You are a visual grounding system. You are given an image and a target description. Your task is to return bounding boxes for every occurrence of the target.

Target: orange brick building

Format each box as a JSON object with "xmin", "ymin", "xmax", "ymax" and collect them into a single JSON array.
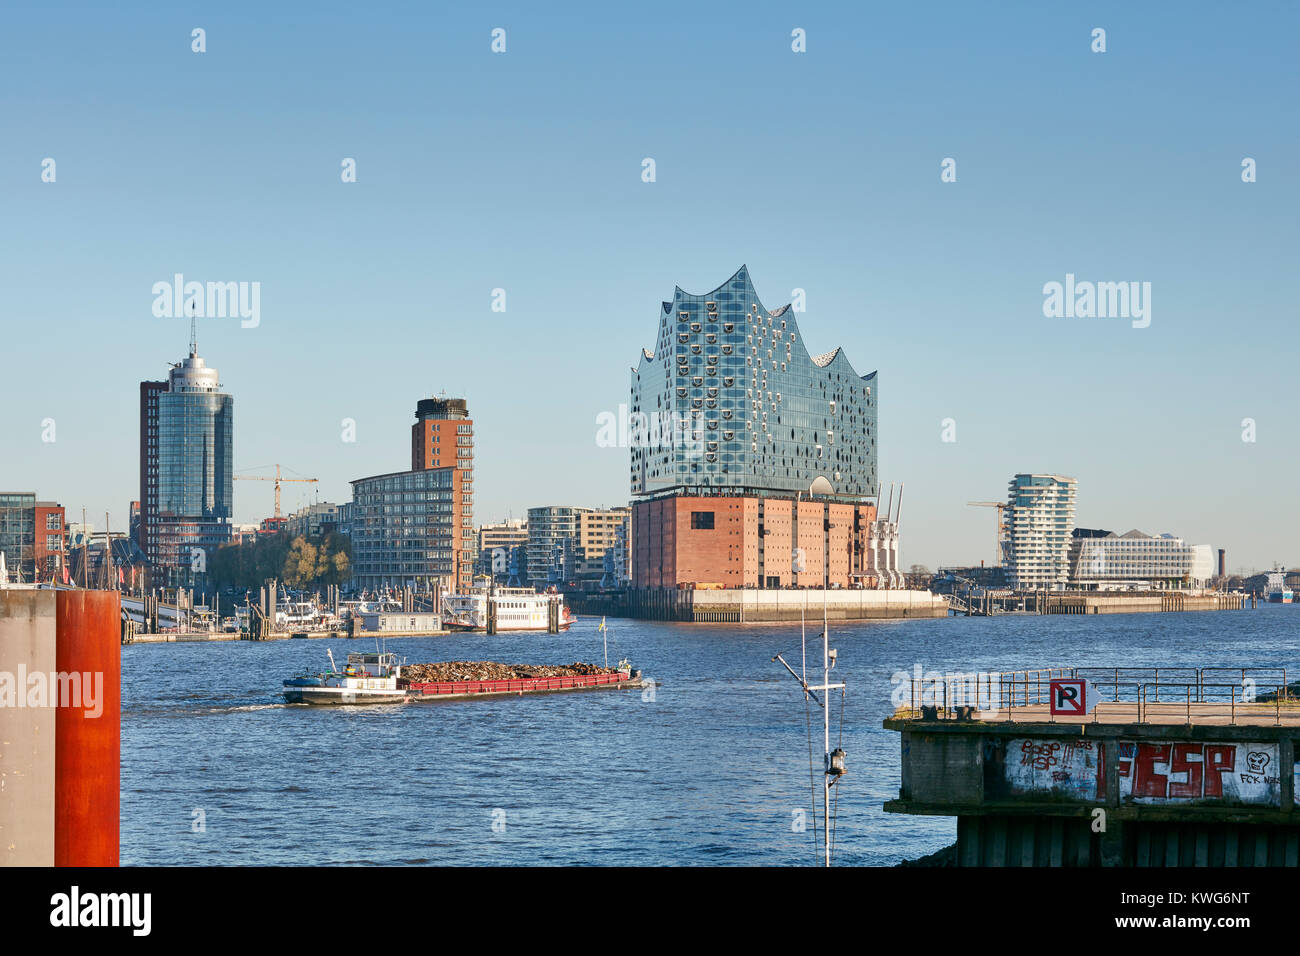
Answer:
[
  {"xmin": 411, "ymin": 398, "xmax": 474, "ymax": 592},
  {"xmin": 632, "ymin": 496, "xmax": 878, "ymax": 589}
]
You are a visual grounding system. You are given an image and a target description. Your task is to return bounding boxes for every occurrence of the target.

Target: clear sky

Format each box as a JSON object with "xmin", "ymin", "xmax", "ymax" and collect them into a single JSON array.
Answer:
[{"xmin": 1, "ymin": 1, "xmax": 1296, "ymax": 573}]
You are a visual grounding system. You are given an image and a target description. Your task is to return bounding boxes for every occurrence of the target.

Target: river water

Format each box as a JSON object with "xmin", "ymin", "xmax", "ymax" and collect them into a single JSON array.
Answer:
[{"xmin": 120, "ymin": 605, "xmax": 1297, "ymax": 865}]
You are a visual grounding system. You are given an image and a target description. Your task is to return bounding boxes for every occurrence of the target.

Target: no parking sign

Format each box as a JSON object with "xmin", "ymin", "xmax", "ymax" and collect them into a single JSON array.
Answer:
[{"xmin": 1049, "ymin": 678, "xmax": 1098, "ymax": 716}]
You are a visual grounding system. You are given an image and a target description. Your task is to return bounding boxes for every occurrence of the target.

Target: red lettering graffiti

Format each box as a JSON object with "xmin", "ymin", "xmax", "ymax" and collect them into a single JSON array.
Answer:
[
  {"xmin": 1132, "ymin": 743, "xmax": 1171, "ymax": 797},
  {"xmin": 1020, "ymin": 739, "xmax": 1061, "ymax": 772},
  {"xmin": 1205, "ymin": 745, "xmax": 1235, "ymax": 798},
  {"xmin": 1168, "ymin": 743, "xmax": 1204, "ymax": 798}
]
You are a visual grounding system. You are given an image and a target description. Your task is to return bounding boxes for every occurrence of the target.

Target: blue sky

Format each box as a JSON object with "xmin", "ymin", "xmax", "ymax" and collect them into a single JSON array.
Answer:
[{"xmin": 1, "ymin": 1, "xmax": 1296, "ymax": 571}]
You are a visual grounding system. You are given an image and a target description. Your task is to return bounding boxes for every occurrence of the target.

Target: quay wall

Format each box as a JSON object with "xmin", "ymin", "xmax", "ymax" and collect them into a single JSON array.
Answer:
[
  {"xmin": 577, "ymin": 588, "xmax": 948, "ymax": 623},
  {"xmin": 1043, "ymin": 592, "xmax": 1246, "ymax": 615}
]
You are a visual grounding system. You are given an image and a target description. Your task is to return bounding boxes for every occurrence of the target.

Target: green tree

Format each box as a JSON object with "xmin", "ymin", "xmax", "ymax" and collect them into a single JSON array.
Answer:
[{"xmin": 282, "ymin": 536, "xmax": 319, "ymax": 588}]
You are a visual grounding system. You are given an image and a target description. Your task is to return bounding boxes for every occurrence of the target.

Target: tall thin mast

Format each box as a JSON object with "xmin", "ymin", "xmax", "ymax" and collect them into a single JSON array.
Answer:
[{"xmin": 772, "ymin": 487, "xmax": 848, "ymax": 866}]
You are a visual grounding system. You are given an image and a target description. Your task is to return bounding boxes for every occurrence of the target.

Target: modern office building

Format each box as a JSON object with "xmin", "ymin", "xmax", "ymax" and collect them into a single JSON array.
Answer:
[
  {"xmin": 1002, "ymin": 474, "xmax": 1077, "ymax": 590},
  {"xmin": 478, "ymin": 519, "xmax": 528, "ymax": 580},
  {"xmin": 628, "ymin": 266, "xmax": 886, "ymax": 589},
  {"xmin": 348, "ymin": 395, "xmax": 474, "ymax": 594},
  {"xmin": 577, "ymin": 508, "xmax": 630, "ymax": 581},
  {"xmin": 526, "ymin": 507, "xmax": 582, "ymax": 586},
  {"xmin": 1069, "ymin": 529, "xmax": 1215, "ymax": 590},
  {"xmin": 348, "ymin": 467, "xmax": 459, "ymax": 593},
  {"xmin": 138, "ymin": 336, "xmax": 234, "ymax": 588},
  {"xmin": 526, "ymin": 506, "xmax": 630, "ymax": 587},
  {"xmin": 0, "ymin": 493, "xmax": 65, "ymax": 582}
]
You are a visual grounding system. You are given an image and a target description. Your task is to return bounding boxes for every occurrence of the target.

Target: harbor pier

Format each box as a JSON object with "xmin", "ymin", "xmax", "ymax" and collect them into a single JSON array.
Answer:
[
  {"xmin": 945, "ymin": 590, "xmax": 1248, "ymax": 616},
  {"xmin": 577, "ymin": 587, "xmax": 947, "ymax": 623},
  {"xmin": 886, "ymin": 666, "xmax": 1300, "ymax": 866}
]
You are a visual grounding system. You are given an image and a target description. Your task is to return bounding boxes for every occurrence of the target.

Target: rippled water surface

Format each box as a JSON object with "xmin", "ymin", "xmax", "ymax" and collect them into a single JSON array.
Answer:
[{"xmin": 120, "ymin": 606, "xmax": 1298, "ymax": 865}]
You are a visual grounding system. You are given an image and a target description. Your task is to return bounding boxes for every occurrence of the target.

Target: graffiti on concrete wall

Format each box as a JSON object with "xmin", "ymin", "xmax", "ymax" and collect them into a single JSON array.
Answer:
[
  {"xmin": 997, "ymin": 737, "xmax": 1105, "ymax": 800},
  {"xmin": 1118, "ymin": 741, "xmax": 1280, "ymax": 806}
]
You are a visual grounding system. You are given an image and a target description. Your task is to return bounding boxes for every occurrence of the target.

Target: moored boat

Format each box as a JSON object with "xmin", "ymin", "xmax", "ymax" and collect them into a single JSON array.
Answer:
[{"xmin": 441, "ymin": 586, "xmax": 575, "ymax": 632}]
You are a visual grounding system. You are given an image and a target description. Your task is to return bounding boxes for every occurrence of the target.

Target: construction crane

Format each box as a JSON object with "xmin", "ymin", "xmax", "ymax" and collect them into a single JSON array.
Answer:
[
  {"xmin": 234, "ymin": 465, "xmax": 318, "ymax": 519},
  {"xmin": 967, "ymin": 501, "xmax": 1008, "ymax": 567}
]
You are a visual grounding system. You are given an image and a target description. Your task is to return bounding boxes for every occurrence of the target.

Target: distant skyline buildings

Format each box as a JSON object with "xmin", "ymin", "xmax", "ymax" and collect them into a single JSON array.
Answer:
[
  {"xmin": 1069, "ymin": 529, "xmax": 1215, "ymax": 590},
  {"xmin": 0, "ymin": 493, "xmax": 65, "ymax": 583},
  {"xmin": 3, "ymin": 7, "xmax": 1296, "ymax": 573},
  {"xmin": 1003, "ymin": 474, "xmax": 1077, "ymax": 590},
  {"xmin": 138, "ymin": 335, "xmax": 234, "ymax": 588},
  {"xmin": 526, "ymin": 506, "xmax": 630, "ymax": 588},
  {"xmin": 347, "ymin": 394, "xmax": 474, "ymax": 594}
]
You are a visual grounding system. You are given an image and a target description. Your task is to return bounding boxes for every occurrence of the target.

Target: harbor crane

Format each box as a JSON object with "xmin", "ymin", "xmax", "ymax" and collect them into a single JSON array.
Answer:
[
  {"xmin": 967, "ymin": 501, "xmax": 1008, "ymax": 567},
  {"xmin": 234, "ymin": 464, "xmax": 318, "ymax": 518}
]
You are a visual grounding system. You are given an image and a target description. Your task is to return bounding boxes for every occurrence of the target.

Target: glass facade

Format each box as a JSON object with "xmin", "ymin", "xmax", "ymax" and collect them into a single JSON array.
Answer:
[
  {"xmin": 150, "ymin": 353, "xmax": 234, "ymax": 585},
  {"xmin": 158, "ymin": 393, "xmax": 233, "ymax": 520},
  {"xmin": 350, "ymin": 467, "xmax": 458, "ymax": 591},
  {"xmin": 526, "ymin": 506, "xmax": 581, "ymax": 585},
  {"xmin": 0, "ymin": 493, "xmax": 36, "ymax": 577},
  {"xmin": 630, "ymin": 266, "xmax": 877, "ymax": 501}
]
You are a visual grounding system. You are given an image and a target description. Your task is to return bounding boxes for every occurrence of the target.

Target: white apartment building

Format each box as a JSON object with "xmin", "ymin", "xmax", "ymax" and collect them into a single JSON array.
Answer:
[{"xmin": 1003, "ymin": 474, "xmax": 1077, "ymax": 590}]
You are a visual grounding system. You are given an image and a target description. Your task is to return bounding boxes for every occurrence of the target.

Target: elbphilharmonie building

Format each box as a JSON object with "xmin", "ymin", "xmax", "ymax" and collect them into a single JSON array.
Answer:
[
  {"xmin": 628, "ymin": 267, "xmax": 900, "ymax": 591},
  {"xmin": 629, "ymin": 266, "xmax": 878, "ymax": 500}
]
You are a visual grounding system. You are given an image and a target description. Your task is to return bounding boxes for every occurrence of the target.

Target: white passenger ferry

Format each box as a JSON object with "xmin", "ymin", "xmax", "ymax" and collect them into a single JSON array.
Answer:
[{"xmin": 441, "ymin": 587, "xmax": 575, "ymax": 632}]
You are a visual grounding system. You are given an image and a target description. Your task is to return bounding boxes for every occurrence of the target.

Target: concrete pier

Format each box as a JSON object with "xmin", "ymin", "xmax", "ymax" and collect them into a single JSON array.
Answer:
[
  {"xmin": 946, "ymin": 590, "xmax": 1247, "ymax": 616},
  {"xmin": 886, "ymin": 666, "xmax": 1300, "ymax": 866}
]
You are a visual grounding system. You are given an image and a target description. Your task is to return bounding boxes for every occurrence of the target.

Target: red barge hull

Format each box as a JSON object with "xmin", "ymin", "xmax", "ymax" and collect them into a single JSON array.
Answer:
[{"xmin": 401, "ymin": 669, "xmax": 641, "ymax": 701}]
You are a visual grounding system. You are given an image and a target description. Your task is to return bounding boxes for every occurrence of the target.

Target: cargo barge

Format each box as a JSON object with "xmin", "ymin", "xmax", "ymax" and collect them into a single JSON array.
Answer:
[
  {"xmin": 402, "ymin": 669, "xmax": 640, "ymax": 701},
  {"xmin": 283, "ymin": 651, "xmax": 643, "ymax": 705}
]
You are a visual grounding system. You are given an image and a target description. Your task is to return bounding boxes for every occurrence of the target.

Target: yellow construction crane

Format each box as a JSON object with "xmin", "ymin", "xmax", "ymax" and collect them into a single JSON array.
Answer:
[
  {"xmin": 234, "ymin": 465, "xmax": 318, "ymax": 519},
  {"xmin": 967, "ymin": 501, "xmax": 1008, "ymax": 567}
]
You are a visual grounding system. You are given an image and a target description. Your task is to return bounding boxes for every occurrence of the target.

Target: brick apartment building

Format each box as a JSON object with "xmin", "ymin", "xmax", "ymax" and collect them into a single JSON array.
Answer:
[{"xmin": 348, "ymin": 396, "xmax": 475, "ymax": 594}]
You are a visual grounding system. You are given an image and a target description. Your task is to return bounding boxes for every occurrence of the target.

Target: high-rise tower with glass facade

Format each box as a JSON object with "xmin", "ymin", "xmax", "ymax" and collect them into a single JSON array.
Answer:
[
  {"xmin": 629, "ymin": 267, "xmax": 888, "ymax": 590},
  {"xmin": 139, "ymin": 340, "xmax": 234, "ymax": 587}
]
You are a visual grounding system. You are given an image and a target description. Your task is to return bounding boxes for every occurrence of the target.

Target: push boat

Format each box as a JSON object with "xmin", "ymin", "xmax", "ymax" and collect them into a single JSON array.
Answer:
[
  {"xmin": 283, "ymin": 650, "xmax": 409, "ymax": 705},
  {"xmin": 284, "ymin": 652, "xmax": 644, "ymax": 706}
]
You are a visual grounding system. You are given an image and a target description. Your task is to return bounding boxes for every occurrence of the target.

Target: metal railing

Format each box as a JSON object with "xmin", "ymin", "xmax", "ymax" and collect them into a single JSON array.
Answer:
[{"xmin": 903, "ymin": 666, "xmax": 1295, "ymax": 726}]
